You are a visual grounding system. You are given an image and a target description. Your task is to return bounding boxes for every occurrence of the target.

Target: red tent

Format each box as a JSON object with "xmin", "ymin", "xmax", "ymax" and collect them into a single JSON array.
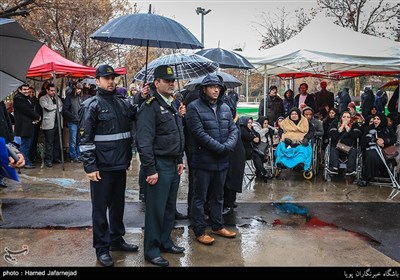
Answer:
[{"xmin": 27, "ymin": 44, "xmax": 126, "ymax": 78}]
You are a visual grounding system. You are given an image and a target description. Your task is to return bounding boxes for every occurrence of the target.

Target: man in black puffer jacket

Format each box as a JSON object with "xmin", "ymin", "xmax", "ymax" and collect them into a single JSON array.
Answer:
[
  {"xmin": 79, "ymin": 65, "xmax": 139, "ymax": 267},
  {"xmin": 186, "ymin": 73, "xmax": 238, "ymax": 246}
]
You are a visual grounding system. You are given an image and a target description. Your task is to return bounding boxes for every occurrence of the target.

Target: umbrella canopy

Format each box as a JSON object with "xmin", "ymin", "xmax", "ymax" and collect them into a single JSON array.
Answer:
[
  {"xmin": 195, "ymin": 48, "xmax": 254, "ymax": 69},
  {"xmin": 184, "ymin": 71, "xmax": 242, "ymax": 91},
  {"xmin": 91, "ymin": 13, "xmax": 203, "ymax": 49},
  {"xmin": 134, "ymin": 53, "xmax": 218, "ymax": 82},
  {"xmin": 91, "ymin": 9, "xmax": 203, "ymax": 83},
  {"xmin": 0, "ymin": 18, "xmax": 42, "ymax": 100},
  {"xmin": 380, "ymin": 80, "xmax": 400, "ymax": 91}
]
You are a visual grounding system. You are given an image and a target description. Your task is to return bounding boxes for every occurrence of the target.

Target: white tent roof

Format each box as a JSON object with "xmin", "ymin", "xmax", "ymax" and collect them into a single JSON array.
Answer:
[{"xmin": 242, "ymin": 14, "xmax": 400, "ymax": 79}]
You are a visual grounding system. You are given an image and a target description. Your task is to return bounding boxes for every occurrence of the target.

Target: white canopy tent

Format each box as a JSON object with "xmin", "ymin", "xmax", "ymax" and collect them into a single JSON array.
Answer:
[{"xmin": 241, "ymin": 14, "xmax": 400, "ymax": 79}]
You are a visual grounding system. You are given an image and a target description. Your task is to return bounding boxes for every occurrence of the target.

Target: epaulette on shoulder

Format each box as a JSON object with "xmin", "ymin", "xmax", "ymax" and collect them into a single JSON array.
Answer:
[{"xmin": 146, "ymin": 96, "xmax": 156, "ymax": 105}]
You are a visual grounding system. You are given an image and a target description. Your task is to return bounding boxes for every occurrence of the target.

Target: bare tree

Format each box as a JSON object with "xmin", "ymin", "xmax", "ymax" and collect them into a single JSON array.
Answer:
[
  {"xmin": 318, "ymin": 0, "xmax": 399, "ymax": 40},
  {"xmin": 0, "ymin": 0, "xmax": 35, "ymax": 18},
  {"xmin": 256, "ymin": 8, "xmax": 297, "ymax": 49},
  {"xmin": 255, "ymin": 7, "xmax": 317, "ymax": 49},
  {"xmin": 14, "ymin": 0, "xmax": 132, "ymax": 66}
]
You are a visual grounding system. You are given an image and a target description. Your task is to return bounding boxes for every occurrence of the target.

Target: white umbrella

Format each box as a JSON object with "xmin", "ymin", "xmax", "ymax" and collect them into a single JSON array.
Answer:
[{"xmin": 134, "ymin": 53, "xmax": 218, "ymax": 82}]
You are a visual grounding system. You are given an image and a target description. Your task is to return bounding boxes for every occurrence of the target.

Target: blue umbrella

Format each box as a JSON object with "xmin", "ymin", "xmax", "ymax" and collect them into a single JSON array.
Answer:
[
  {"xmin": 184, "ymin": 71, "xmax": 242, "ymax": 91},
  {"xmin": 134, "ymin": 53, "xmax": 218, "ymax": 82},
  {"xmin": 195, "ymin": 48, "xmax": 254, "ymax": 69},
  {"xmin": 91, "ymin": 6, "xmax": 203, "ymax": 83}
]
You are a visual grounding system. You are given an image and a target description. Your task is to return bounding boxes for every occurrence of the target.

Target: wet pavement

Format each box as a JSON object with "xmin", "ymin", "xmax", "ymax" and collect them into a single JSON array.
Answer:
[{"xmin": 0, "ymin": 154, "xmax": 399, "ymax": 268}]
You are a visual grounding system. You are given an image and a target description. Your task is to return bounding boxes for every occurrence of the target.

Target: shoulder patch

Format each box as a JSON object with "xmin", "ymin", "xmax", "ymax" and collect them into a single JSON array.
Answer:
[{"xmin": 146, "ymin": 96, "xmax": 155, "ymax": 105}]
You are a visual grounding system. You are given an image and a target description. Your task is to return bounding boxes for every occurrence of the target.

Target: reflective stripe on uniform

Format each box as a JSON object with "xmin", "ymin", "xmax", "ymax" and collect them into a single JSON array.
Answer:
[
  {"xmin": 94, "ymin": 131, "xmax": 131, "ymax": 142},
  {"xmin": 80, "ymin": 144, "xmax": 96, "ymax": 152}
]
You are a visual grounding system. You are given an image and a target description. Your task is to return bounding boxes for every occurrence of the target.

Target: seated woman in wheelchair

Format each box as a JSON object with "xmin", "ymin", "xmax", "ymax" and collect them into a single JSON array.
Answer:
[
  {"xmin": 239, "ymin": 116, "xmax": 271, "ymax": 181},
  {"xmin": 303, "ymin": 107, "xmax": 324, "ymax": 140},
  {"xmin": 252, "ymin": 116, "xmax": 277, "ymax": 153},
  {"xmin": 327, "ymin": 111, "xmax": 362, "ymax": 176},
  {"xmin": 275, "ymin": 107, "xmax": 314, "ymax": 172},
  {"xmin": 359, "ymin": 112, "xmax": 396, "ymax": 186}
]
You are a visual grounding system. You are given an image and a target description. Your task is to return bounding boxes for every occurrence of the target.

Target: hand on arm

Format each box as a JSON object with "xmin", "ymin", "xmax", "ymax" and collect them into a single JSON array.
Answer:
[
  {"xmin": 146, "ymin": 173, "xmax": 158, "ymax": 185},
  {"xmin": 141, "ymin": 83, "xmax": 150, "ymax": 99},
  {"xmin": 177, "ymin": 164, "xmax": 184, "ymax": 176},
  {"xmin": 87, "ymin": 171, "xmax": 101, "ymax": 182}
]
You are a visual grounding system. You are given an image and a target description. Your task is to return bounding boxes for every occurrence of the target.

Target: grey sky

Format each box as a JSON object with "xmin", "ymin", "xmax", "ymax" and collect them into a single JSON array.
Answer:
[{"xmin": 129, "ymin": 1, "xmax": 317, "ymax": 53}]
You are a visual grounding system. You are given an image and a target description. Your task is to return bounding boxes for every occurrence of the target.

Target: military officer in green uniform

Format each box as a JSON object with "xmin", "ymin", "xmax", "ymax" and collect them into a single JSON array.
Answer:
[{"xmin": 136, "ymin": 65, "xmax": 185, "ymax": 267}]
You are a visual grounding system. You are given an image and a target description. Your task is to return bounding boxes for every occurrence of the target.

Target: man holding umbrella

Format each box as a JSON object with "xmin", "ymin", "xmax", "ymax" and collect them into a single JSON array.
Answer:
[
  {"xmin": 136, "ymin": 65, "xmax": 185, "ymax": 267},
  {"xmin": 79, "ymin": 65, "xmax": 139, "ymax": 267}
]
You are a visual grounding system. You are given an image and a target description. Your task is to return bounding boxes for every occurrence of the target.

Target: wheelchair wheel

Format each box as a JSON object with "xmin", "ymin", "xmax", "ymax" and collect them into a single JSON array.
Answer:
[
  {"xmin": 303, "ymin": 170, "xmax": 313, "ymax": 180},
  {"xmin": 323, "ymin": 168, "xmax": 331, "ymax": 182},
  {"xmin": 274, "ymin": 168, "xmax": 281, "ymax": 178}
]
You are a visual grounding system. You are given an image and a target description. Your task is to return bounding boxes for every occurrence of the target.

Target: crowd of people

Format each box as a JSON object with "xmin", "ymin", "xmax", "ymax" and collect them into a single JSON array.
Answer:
[{"xmin": 1, "ymin": 64, "xmax": 399, "ymax": 267}]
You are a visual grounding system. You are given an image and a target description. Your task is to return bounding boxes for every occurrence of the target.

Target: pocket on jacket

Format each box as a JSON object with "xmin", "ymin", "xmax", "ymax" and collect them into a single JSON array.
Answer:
[
  {"xmin": 96, "ymin": 142, "xmax": 116, "ymax": 166},
  {"xmin": 98, "ymin": 112, "xmax": 114, "ymax": 121}
]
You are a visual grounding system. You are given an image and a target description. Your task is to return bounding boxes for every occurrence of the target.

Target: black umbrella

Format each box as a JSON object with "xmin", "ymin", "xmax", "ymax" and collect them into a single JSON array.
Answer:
[
  {"xmin": 184, "ymin": 71, "xmax": 242, "ymax": 91},
  {"xmin": 195, "ymin": 48, "xmax": 254, "ymax": 69},
  {"xmin": 0, "ymin": 18, "xmax": 42, "ymax": 100},
  {"xmin": 134, "ymin": 53, "xmax": 218, "ymax": 82},
  {"xmin": 91, "ymin": 6, "xmax": 203, "ymax": 83}
]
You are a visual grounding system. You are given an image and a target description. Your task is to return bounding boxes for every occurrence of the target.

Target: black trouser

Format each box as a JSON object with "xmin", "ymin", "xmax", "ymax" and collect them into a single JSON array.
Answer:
[
  {"xmin": 191, "ymin": 168, "xmax": 227, "ymax": 237},
  {"xmin": 223, "ymin": 187, "xmax": 236, "ymax": 208},
  {"xmin": 330, "ymin": 146, "xmax": 356, "ymax": 172},
  {"xmin": 90, "ymin": 170, "xmax": 127, "ymax": 256},
  {"xmin": 43, "ymin": 125, "xmax": 61, "ymax": 164},
  {"xmin": 144, "ymin": 157, "xmax": 179, "ymax": 260},
  {"xmin": 252, "ymin": 152, "xmax": 267, "ymax": 176},
  {"xmin": 29, "ymin": 124, "xmax": 40, "ymax": 162}
]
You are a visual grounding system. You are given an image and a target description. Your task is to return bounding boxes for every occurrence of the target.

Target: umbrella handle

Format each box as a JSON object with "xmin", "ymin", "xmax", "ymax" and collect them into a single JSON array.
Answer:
[{"xmin": 144, "ymin": 40, "xmax": 149, "ymax": 85}]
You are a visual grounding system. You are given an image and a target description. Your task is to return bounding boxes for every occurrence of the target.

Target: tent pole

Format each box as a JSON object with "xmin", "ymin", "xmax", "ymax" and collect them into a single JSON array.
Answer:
[
  {"xmin": 52, "ymin": 71, "xmax": 65, "ymax": 171},
  {"xmin": 245, "ymin": 70, "xmax": 249, "ymax": 102},
  {"xmin": 263, "ymin": 65, "xmax": 267, "ymax": 116}
]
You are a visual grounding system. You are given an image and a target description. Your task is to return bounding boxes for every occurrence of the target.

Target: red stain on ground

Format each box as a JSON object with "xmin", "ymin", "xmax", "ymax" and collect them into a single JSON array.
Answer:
[{"xmin": 306, "ymin": 217, "xmax": 336, "ymax": 228}]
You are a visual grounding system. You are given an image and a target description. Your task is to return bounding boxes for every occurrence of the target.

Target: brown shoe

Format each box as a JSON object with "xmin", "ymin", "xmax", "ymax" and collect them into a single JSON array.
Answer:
[
  {"xmin": 212, "ymin": 228, "xmax": 237, "ymax": 238},
  {"xmin": 196, "ymin": 234, "xmax": 215, "ymax": 245}
]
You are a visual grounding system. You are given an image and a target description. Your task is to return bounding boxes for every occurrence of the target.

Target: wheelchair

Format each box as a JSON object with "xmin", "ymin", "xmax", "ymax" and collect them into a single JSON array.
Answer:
[
  {"xmin": 360, "ymin": 145, "xmax": 399, "ymax": 200},
  {"xmin": 311, "ymin": 137, "xmax": 323, "ymax": 176},
  {"xmin": 323, "ymin": 138, "xmax": 362, "ymax": 182},
  {"xmin": 274, "ymin": 140, "xmax": 314, "ymax": 180}
]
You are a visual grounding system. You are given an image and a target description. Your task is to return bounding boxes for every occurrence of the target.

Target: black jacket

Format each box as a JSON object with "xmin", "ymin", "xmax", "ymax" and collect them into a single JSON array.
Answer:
[
  {"xmin": 62, "ymin": 91, "xmax": 82, "ymax": 124},
  {"xmin": 328, "ymin": 119, "xmax": 362, "ymax": 147},
  {"xmin": 79, "ymin": 88, "xmax": 137, "ymax": 173},
  {"xmin": 13, "ymin": 92, "xmax": 40, "ymax": 137},
  {"xmin": 294, "ymin": 94, "xmax": 316, "ymax": 112},
  {"xmin": 0, "ymin": 101, "xmax": 13, "ymax": 143},
  {"xmin": 186, "ymin": 88, "xmax": 238, "ymax": 171},
  {"xmin": 258, "ymin": 95, "xmax": 284, "ymax": 124},
  {"xmin": 136, "ymin": 92, "xmax": 184, "ymax": 177}
]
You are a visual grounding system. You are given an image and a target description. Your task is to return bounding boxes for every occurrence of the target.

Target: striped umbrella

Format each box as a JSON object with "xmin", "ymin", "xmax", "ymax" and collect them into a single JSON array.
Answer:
[{"xmin": 134, "ymin": 53, "xmax": 218, "ymax": 82}]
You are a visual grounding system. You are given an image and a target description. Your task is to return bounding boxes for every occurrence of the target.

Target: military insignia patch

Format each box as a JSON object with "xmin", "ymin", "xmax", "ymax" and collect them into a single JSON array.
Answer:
[
  {"xmin": 167, "ymin": 67, "xmax": 173, "ymax": 75},
  {"xmin": 146, "ymin": 96, "xmax": 155, "ymax": 105}
]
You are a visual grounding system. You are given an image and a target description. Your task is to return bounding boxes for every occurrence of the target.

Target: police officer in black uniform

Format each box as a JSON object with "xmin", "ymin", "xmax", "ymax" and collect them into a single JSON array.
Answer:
[
  {"xmin": 136, "ymin": 65, "xmax": 185, "ymax": 267},
  {"xmin": 79, "ymin": 65, "xmax": 138, "ymax": 267}
]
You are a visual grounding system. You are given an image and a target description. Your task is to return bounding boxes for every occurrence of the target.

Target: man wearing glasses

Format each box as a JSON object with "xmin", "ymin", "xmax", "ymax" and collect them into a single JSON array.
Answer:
[{"xmin": 136, "ymin": 65, "xmax": 185, "ymax": 267}]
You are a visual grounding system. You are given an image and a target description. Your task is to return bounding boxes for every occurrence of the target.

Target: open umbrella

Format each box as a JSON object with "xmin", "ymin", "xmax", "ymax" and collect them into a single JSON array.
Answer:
[
  {"xmin": 195, "ymin": 48, "xmax": 254, "ymax": 69},
  {"xmin": 134, "ymin": 53, "xmax": 218, "ymax": 82},
  {"xmin": 184, "ymin": 71, "xmax": 242, "ymax": 91},
  {"xmin": 0, "ymin": 18, "xmax": 42, "ymax": 100},
  {"xmin": 91, "ymin": 5, "xmax": 203, "ymax": 83},
  {"xmin": 380, "ymin": 80, "xmax": 399, "ymax": 91}
]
